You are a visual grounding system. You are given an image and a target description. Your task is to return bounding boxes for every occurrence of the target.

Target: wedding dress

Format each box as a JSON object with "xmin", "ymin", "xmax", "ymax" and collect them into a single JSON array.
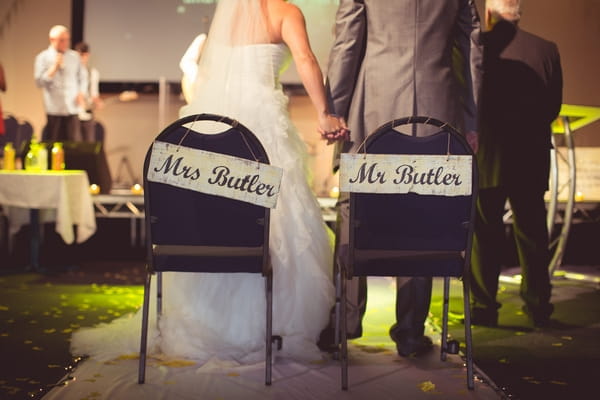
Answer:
[{"xmin": 70, "ymin": 40, "xmax": 335, "ymax": 363}]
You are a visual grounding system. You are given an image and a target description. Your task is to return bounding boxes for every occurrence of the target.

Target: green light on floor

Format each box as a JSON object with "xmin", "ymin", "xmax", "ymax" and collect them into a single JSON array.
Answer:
[{"xmin": 352, "ymin": 277, "xmax": 398, "ymax": 348}]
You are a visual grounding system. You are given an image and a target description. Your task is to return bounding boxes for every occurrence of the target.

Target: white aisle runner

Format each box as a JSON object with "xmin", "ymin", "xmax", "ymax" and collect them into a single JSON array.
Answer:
[{"xmin": 42, "ymin": 278, "xmax": 502, "ymax": 400}]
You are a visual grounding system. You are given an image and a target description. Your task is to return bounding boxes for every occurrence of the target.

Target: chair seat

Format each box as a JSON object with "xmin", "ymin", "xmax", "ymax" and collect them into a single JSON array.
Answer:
[
  {"xmin": 152, "ymin": 244, "xmax": 267, "ymax": 274},
  {"xmin": 153, "ymin": 244, "xmax": 264, "ymax": 257},
  {"xmin": 352, "ymin": 248, "xmax": 465, "ymax": 277}
]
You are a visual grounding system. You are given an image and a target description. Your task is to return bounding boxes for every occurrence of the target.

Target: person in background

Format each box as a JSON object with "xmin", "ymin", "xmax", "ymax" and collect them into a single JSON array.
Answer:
[
  {"xmin": 74, "ymin": 42, "xmax": 104, "ymax": 142},
  {"xmin": 34, "ymin": 25, "xmax": 87, "ymax": 142},
  {"xmin": 320, "ymin": 0, "xmax": 482, "ymax": 357},
  {"xmin": 179, "ymin": 33, "xmax": 207, "ymax": 104},
  {"xmin": 469, "ymin": 0, "xmax": 562, "ymax": 328}
]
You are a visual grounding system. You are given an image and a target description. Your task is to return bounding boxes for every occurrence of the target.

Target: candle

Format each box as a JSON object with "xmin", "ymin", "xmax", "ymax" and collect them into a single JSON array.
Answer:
[{"xmin": 131, "ymin": 183, "xmax": 143, "ymax": 195}]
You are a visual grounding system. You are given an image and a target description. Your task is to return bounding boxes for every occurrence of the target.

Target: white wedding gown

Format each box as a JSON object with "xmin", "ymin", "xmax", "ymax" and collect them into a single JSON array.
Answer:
[{"xmin": 70, "ymin": 43, "xmax": 335, "ymax": 364}]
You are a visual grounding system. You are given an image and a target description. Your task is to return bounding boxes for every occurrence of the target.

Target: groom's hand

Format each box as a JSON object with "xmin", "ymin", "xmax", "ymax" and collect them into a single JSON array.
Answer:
[{"xmin": 319, "ymin": 114, "xmax": 350, "ymax": 144}]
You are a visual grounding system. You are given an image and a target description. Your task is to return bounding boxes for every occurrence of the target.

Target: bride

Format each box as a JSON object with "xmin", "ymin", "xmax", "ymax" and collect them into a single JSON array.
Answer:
[{"xmin": 71, "ymin": 0, "xmax": 348, "ymax": 364}]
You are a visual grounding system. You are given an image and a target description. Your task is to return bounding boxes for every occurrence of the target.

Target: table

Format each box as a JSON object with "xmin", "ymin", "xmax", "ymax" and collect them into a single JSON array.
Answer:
[{"xmin": 0, "ymin": 170, "xmax": 97, "ymax": 269}]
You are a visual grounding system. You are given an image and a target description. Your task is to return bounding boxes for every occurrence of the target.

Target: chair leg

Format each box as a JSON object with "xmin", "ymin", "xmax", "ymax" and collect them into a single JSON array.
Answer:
[
  {"xmin": 441, "ymin": 277, "xmax": 450, "ymax": 361},
  {"xmin": 462, "ymin": 276, "xmax": 475, "ymax": 390},
  {"xmin": 157, "ymin": 271, "xmax": 163, "ymax": 317},
  {"xmin": 265, "ymin": 271, "xmax": 273, "ymax": 385},
  {"xmin": 333, "ymin": 260, "xmax": 342, "ymax": 358},
  {"xmin": 340, "ymin": 267, "xmax": 348, "ymax": 391},
  {"xmin": 138, "ymin": 272, "xmax": 152, "ymax": 384}
]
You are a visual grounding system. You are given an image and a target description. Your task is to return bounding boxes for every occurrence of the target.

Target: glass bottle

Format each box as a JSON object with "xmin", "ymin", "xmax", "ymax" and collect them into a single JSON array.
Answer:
[
  {"xmin": 37, "ymin": 143, "xmax": 48, "ymax": 171},
  {"xmin": 51, "ymin": 142, "xmax": 65, "ymax": 170},
  {"xmin": 3, "ymin": 142, "xmax": 15, "ymax": 170},
  {"xmin": 25, "ymin": 140, "xmax": 39, "ymax": 171}
]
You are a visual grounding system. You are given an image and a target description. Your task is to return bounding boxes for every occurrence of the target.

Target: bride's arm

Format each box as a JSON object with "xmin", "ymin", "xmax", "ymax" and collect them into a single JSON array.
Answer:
[{"xmin": 280, "ymin": 5, "xmax": 347, "ymax": 139}]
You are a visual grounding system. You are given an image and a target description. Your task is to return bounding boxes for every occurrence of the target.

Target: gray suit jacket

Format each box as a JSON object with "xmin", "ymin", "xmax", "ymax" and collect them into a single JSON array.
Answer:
[{"xmin": 327, "ymin": 0, "xmax": 483, "ymax": 165}]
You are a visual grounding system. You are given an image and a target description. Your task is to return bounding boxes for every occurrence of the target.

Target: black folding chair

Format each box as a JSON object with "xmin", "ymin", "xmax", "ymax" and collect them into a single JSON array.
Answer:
[
  {"xmin": 138, "ymin": 113, "xmax": 278, "ymax": 385},
  {"xmin": 1, "ymin": 115, "xmax": 32, "ymax": 159},
  {"xmin": 335, "ymin": 116, "xmax": 478, "ymax": 390}
]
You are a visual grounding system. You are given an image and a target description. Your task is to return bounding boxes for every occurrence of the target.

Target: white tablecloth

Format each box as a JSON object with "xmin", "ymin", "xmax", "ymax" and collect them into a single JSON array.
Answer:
[{"xmin": 0, "ymin": 170, "xmax": 96, "ymax": 244}]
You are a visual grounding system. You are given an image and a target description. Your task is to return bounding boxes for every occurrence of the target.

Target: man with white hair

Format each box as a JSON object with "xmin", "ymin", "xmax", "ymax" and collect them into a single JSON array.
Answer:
[
  {"xmin": 469, "ymin": 0, "xmax": 562, "ymax": 327},
  {"xmin": 34, "ymin": 25, "xmax": 88, "ymax": 142}
]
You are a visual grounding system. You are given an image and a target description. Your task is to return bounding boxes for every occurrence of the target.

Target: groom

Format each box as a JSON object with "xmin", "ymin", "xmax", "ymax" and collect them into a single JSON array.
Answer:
[{"xmin": 321, "ymin": 0, "xmax": 483, "ymax": 357}]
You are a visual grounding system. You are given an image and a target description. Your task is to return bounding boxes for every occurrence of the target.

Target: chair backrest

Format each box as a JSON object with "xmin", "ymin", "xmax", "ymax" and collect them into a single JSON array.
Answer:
[
  {"xmin": 94, "ymin": 121, "xmax": 105, "ymax": 143},
  {"xmin": 349, "ymin": 117, "xmax": 478, "ymax": 277},
  {"xmin": 143, "ymin": 113, "xmax": 271, "ymax": 274},
  {"xmin": 1, "ymin": 116, "xmax": 31, "ymax": 158},
  {"xmin": 2, "ymin": 115, "xmax": 19, "ymax": 139},
  {"xmin": 15, "ymin": 121, "xmax": 34, "ymax": 158},
  {"xmin": 0, "ymin": 116, "xmax": 14, "ymax": 156}
]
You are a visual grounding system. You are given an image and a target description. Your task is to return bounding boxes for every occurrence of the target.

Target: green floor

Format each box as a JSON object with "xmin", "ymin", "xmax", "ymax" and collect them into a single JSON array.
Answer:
[{"xmin": 1, "ymin": 264, "xmax": 599, "ymax": 399}]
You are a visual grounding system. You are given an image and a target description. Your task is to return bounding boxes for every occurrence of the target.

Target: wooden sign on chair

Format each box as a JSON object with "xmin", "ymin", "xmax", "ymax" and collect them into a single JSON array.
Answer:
[
  {"xmin": 340, "ymin": 153, "xmax": 472, "ymax": 196},
  {"xmin": 147, "ymin": 141, "xmax": 283, "ymax": 208}
]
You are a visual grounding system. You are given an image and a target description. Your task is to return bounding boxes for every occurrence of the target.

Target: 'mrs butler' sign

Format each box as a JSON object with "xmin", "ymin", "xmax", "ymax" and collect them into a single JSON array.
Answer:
[{"xmin": 147, "ymin": 141, "xmax": 282, "ymax": 208}]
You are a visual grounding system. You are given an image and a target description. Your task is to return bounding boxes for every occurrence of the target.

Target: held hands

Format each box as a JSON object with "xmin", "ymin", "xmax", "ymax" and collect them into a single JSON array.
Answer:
[{"xmin": 318, "ymin": 113, "xmax": 350, "ymax": 145}]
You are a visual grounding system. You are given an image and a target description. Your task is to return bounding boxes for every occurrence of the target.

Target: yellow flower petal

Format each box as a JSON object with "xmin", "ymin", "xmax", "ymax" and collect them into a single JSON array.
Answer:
[
  {"xmin": 115, "ymin": 354, "xmax": 139, "ymax": 361},
  {"xmin": 157, "ymin": 359, "xmax": 196, "ymax": 368},
  {"xmin": 418, "ymin": 381, "xmax": 436, "ymax": 392}
]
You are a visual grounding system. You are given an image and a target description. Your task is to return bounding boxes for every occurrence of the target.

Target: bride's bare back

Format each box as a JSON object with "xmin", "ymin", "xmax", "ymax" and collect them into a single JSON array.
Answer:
[{"xmin": 261, "ymin": 0, "xmax": 347, "ymax": 137}]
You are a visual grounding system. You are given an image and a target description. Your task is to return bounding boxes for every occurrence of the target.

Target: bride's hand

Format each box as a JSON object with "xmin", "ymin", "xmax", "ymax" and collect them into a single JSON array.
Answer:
[{"xmin": 318, "ymin": 113, "xmax": 350, "ymax": 145}]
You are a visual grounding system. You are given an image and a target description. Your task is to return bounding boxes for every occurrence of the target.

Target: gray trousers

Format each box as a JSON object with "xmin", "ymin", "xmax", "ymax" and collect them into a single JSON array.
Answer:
[{"xmin": 334, "ymin": 196, "xmax": 432, "ymax": 341}]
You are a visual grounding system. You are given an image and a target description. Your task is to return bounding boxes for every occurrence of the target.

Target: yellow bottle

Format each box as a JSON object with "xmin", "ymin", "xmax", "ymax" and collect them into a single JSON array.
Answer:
[
  {"xmin": 51, "ymin": 142, "xmax": 65, "ymax": 170},
  {"xmin": 3, "ymin": 142, "xmax": 16, "ymax": 170}
]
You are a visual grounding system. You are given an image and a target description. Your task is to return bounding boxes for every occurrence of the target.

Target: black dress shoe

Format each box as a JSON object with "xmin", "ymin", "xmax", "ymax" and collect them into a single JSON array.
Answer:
[
  {"xmin": 317, "ymin": 327, "xmax": 338, "ymax": 353},
  {"xmin": 317, "ymin": 325, "xmax": 363, "ymax": 353},
  {"xmin": 522, "ymin": 304, "xmax": 554, "ymax": 328},
  {"xmin": 396, "ymin": 335, "xmax": 434, "ymax": 358}
]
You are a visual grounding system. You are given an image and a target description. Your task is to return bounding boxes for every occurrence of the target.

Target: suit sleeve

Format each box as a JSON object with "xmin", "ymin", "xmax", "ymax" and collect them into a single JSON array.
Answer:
[
  {"xmin": 455, "ymin": 0, "xmax": 483, "ymax": 134},
  {"xmin": 546, "ymin": 43, "xmax": 563, "ymax": 124},
  {"xmin": 325, "ymin": 0, "xmax": 366, "ymax": 119}
]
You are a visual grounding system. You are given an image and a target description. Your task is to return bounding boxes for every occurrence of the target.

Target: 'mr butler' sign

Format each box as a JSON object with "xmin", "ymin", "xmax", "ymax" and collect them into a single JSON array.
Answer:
[
  {"xmin": 340, "ymin": 153, "xmax": 472, "ymax": 196},
  {"xmin": 147, "ymin": 141, "xmax": 283, "ymax": 208}
]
